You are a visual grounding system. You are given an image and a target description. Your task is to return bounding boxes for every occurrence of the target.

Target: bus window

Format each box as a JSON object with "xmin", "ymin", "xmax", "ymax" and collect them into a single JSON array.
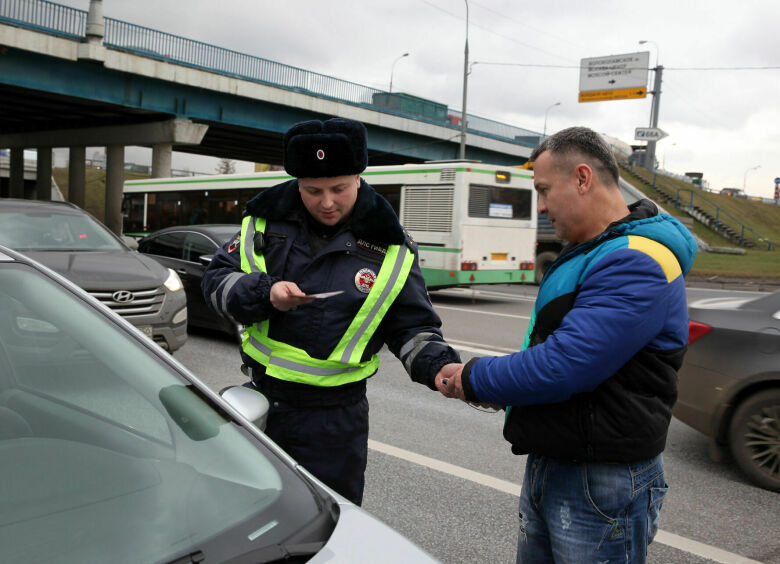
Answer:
[
  {"xmin": 468, "ymin": 185, "xmax": 532, "ymax": 220},
  {"xmin": 207, "ymin": 190, "xmax": 244, "ymax": 223},
  {"xmin": 147, "ymin": 192, "xmax": 184, "ymax": 231},
  {"xmin": 123, "ymin": 195, "xmax": 146, "ymax": 233},
  {"xmin": 373, "ymin": 184, "xmax": 402, "ymax": 216}
]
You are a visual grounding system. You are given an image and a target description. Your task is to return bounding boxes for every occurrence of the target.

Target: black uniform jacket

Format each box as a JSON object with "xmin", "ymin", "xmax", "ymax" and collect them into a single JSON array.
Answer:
[{"xmin": 202, "ymin": 178, "xmax": 459, "ymax": 404}]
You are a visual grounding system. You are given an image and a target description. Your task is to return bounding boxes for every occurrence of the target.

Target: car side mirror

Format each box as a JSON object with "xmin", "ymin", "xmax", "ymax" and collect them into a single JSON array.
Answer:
[
  {"xmin": 122, "ymin": 236, "xmax": 139, "ymax": 250},
  {"xmin": 199, "ymin": 254, "xmax": 214, "ymax": 266},
  {"xmin": 220, "ymin": 385, "xmax": 270, "ymax": 431}
]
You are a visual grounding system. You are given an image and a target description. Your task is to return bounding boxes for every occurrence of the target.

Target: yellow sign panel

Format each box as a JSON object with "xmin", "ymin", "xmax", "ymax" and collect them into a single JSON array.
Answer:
[{"xmin": 578, "ymin": 87, "xmax": 647, "ymax": 103}]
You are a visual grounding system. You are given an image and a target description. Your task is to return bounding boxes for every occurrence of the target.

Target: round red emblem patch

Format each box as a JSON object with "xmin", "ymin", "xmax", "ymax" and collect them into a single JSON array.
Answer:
[{"xmin": 355, "ymin": 268, "xmax": 376, "ymax": 294}]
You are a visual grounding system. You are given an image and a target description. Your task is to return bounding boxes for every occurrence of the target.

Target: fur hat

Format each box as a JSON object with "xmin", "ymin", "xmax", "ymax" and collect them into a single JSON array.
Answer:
[{"xmin": 283, "ymin": 118, "xmax": 368, "ymax": 178}]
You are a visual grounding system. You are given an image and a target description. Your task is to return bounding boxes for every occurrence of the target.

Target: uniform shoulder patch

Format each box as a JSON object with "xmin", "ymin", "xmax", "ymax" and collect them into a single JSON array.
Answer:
[
  {"xmin": 227, "ymin": 236, "xmax": 240, "ymax": 253},
  {"xmin": 402, "ymin": 227, "xmax": 417, "ymax": 249}
]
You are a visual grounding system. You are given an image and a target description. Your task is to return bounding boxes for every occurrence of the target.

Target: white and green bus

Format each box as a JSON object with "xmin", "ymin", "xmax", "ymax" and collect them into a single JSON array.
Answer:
[{"xmin": 123, "ymin": 161, "xmax": 538, "ymax": 288}]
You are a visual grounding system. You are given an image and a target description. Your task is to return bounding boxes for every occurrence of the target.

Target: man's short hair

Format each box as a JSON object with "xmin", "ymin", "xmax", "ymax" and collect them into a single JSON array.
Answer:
[
  {"xmin": 530, "ymin": 127, "xmax": 620, "ymax": 186},
  {"xmin": 283, "ymin": 118, "xmax": 368, "ymax": 178}
]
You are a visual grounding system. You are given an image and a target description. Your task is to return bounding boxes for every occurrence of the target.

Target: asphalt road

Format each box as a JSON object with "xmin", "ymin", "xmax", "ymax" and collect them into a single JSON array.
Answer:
[{"xmin": 175, "ymin": 284, "xmax": 780, "ymax": 564}]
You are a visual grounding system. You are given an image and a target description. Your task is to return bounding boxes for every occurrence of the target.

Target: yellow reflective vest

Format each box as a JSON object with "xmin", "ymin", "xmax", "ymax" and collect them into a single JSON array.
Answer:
[{"xmin": 239, "ymin": 215, "xmax": 414, "ymax": 386}]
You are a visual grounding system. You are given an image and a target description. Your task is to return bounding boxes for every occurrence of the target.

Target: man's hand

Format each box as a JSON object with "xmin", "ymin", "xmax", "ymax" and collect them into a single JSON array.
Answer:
[
  {"xmin": 270, "ymin": 281, "xmax": 315, "ymax": 312},
  {"xmin": 435, "ymin": 363, "xmax": 465, "ymax": 400}
]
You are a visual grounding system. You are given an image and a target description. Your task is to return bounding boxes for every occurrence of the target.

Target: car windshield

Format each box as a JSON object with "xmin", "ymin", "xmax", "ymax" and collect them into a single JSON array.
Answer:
[
  {"xmin": 0, "ymin": 209, "xmax": 125, "ymax": 251},
  {"xmin": 0, "ymin": 263, "xmax": 332, "ymax": 563}
]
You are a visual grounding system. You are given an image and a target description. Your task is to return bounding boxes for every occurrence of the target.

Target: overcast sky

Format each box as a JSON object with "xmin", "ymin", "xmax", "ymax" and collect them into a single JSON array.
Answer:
[{"xmin": 55, "ymin": 0, "xmax": 780, "ymax": 198}]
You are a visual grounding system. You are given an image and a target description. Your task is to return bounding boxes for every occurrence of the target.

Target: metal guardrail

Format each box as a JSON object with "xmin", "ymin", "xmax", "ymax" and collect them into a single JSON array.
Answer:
[{"xmin": 0, "ymin": 0, "xmax": 541, "ymax": 145}]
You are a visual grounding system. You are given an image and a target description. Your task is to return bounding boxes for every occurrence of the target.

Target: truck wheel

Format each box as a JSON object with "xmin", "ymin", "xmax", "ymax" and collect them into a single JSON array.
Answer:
[
  {"xmin": 728, "ymin": 389, "xmax": 780, "ymax": 492},
  {"xmin": 535, "ymin": 252, "xmax": 557, "ymax": 283}
]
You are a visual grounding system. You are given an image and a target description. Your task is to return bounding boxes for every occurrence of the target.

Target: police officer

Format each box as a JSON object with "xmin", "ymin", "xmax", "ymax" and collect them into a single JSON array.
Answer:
[{"xmin": 202, "ymin": 118, "xmax": 460, "ymax": 505}]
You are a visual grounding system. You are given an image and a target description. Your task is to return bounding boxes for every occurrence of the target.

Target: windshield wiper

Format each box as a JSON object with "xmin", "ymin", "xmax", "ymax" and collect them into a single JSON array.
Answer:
[{"xmin": 166, "ymin": 541, "xmax": 326, "ymax": 564}]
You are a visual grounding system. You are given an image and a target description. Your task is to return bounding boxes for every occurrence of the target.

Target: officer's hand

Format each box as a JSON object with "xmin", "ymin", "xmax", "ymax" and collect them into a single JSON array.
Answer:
[
  {"xmin": 270, "ymin": 281, "xmax": 315, "ymax": 312},
  {"xmin": 435, "ymin": 363, "xmax": 465, "ymax": 400}
]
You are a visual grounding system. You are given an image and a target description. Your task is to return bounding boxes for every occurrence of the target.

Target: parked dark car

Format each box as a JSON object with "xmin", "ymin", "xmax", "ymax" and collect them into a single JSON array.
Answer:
[
  {"xmin": 137, "ymin": 224, "xmax": 241, "ymax": 339},
  {"xmin": 674, "ymin": 290, "xmax": 780, "ymax": 491},
  {"xmin": 0, "ymin": 198, "xmax": 187, "ymax": 351},
  {"xmin": 0, "ymin": 244, "xmax": 437, "ymax": 562}
]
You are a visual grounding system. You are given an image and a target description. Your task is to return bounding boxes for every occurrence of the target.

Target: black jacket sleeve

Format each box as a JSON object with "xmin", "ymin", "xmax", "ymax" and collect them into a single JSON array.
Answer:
[{"xmin": 201, "ymin": 232, "xmax": 281, "ymax": 325}]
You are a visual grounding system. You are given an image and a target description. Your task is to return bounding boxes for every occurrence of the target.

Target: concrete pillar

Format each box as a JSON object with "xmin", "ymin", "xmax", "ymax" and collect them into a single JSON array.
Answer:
[
  {"xmin": 105, "ymin": 145, "xmax": 125, "ymax": 235},
  {"xmin": 152, "ymin": 144, "xmax": 172, "ymax": 177},
  {"xmin": 9, "ymin": 148, "xmax": 24, "ymax": 198},
  {"xmin": 36, "ymin": 148, "xmax": 53, "ymax": 200},
  {"xmin": 68, "ymin": 146, "xmax": 87, "ymax": 208}
]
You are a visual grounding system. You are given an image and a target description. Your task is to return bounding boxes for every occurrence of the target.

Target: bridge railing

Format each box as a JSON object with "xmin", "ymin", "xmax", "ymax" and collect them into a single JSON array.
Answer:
[
  {"xmin": 103, "ymin": 18, "xmax": 379, "ymax": 107},
  {"xmin": 0, "ymin": 0, "xmax": 84, "ymax": 38},
  {"xmin": 1, "ymin": 0, "xmax": 542, "ymax": 146}
]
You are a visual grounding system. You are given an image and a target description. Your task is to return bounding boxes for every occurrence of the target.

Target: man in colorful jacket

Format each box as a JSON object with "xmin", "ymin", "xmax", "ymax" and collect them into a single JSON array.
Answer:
[
  {"xmin": 202, "ymin": 118, "xmax": 460, "ymax": 505},
  {"xmin": 438, "ymin": 126, "xmax": 698, "ymax": 563}
]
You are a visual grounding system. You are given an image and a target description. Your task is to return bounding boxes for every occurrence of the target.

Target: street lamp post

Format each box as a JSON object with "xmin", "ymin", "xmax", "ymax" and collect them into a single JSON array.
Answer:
[
  {"xmin": 543, "ymin": 102, "xmax": 561, "ymax": 140},
  {"xmin": 639, "ymin": 40, "xmax": 663, "ymax": 170},
  {"xmin": 743, "ymin": 164, "xmax": 760, "ymax": 192},
  {"xmin": 459, "ymin": 0, "xmax": 469, "ymax": 160},
  {"xmin": 388, "ymin": 52, "xmax": 409, "ymax": 93}
]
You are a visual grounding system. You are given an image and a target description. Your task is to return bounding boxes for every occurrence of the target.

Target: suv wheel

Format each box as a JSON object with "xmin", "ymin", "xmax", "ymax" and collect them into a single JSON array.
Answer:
[{"xmin": 728, "ymin": 389, "xmax": 780, "ymax": 492}]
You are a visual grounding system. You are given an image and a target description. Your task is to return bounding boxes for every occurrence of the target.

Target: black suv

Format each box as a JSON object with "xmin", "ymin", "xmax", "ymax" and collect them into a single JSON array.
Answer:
[{"xmin": 0, "ymin": 199, "xmax": 187, "ymax": 351}]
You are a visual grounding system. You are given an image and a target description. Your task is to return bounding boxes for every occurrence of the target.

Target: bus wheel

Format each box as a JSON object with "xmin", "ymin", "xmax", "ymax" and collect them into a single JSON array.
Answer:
[{"xmin": 535, "ymin": 252, "xmax": 557, "ymax": 283}]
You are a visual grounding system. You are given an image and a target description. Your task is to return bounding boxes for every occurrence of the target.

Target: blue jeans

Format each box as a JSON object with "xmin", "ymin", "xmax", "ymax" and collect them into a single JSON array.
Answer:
[{"xmin": 516, "ymin": 453, "xmax": 668, "ymax": 563}]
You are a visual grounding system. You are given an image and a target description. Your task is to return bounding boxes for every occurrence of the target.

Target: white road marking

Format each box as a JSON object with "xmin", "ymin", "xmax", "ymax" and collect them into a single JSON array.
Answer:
[
  {"xmin": 446, "ymin": 338, "xmax": 516, "ymax": 356},
  {"xmin": 434, "ymin": 287, "xmax": 537, "ymax": 302},
  {"xmin": 434, "ymin": 304, "xmax": 531, "ymax": 319},
  {"xmin": 368, "ymin": 440, "xmax": 763, "ymax": 564},
  {"xmin": 368, "ymin": 439, "xmax": 522, "ymax": 496}
]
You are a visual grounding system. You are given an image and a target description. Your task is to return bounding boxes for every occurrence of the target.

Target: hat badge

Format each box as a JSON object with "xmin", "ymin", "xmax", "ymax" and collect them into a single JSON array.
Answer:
[{"xmin": 316, "ymin": 149, "xmax": 325, "ymax": 160}]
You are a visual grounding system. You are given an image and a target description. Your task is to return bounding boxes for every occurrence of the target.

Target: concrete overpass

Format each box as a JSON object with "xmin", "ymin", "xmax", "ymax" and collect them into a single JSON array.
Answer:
[{"xmin": 0, "ymin": 0, "xmax": 541, "ymax": 233}]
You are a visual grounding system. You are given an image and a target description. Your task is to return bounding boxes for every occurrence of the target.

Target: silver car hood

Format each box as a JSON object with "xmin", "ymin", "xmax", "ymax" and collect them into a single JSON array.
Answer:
[
  {"xmin": 309, "ymin": 503, "xmax": 439, "ymax": 563},
  {"xmin": 24, "ymin": 250, "xmax": 168, "ymax": 291},
  {"xmin": 287, "ymin": 465, "xmax": 439, "ymax": 563}
]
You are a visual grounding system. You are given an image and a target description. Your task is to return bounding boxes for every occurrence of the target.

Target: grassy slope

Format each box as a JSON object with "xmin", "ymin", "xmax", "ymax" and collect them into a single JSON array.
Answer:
[
  {"xmin": 620, "ymin": 168, "xmax": 780, "ymax": 279},
  {"xmin": 53, "ymin": 166, "xmax": 780, "ymax": 279}
]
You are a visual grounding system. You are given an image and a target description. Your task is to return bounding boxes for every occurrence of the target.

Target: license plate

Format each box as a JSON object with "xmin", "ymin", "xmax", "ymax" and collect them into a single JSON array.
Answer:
[{"xmin": 138, "ymin": 325, "xmax": 154, "ymax": 339}]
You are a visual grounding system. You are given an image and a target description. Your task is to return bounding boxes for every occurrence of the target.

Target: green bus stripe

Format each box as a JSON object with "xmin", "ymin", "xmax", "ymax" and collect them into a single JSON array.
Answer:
[
  {"xmin": 418, "ymin": 246, "xmax": 460, "ymax": 253},
  {"xmin": 126, "ymin": 174, "xmax": 293, "ymax": 187},
  {"xmin": 126, "ymin": 166, "xmax": 531, "ymax": 188}
]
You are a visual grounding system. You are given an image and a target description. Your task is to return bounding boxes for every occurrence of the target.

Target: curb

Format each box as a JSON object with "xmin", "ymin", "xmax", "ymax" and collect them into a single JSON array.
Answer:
[{"xmin": 686, "ymin": 275, "xmax": 780, "ymax": 292}]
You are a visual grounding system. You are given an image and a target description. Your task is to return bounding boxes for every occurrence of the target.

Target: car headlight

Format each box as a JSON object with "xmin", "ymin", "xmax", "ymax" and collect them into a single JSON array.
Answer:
[{"xmin": 164, "ymin": 269, "xmax": 184, "ymax": 292}]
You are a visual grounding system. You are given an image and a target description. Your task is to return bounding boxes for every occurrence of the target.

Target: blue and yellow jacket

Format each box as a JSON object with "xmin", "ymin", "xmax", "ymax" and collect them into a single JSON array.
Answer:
[{"xmin": 462, "ymin": 200, "xmax": 698, "ymax": 462}]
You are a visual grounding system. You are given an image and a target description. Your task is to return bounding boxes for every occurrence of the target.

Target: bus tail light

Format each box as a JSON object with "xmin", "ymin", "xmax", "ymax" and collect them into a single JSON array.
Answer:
[
  {"xmin": 461, "ymin": 261, "xmax": 478, "ymax": 271},
  {"xmin": 519, "ymin": 261, "xmax": 534, "ymax": 270}
]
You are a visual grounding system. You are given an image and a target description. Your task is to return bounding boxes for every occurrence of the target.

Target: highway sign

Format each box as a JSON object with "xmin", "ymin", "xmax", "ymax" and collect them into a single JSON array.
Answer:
[
  {"xmin": 635, "ymin": 127, "xmax": 669, "ymax": 141},
  {"xmin": 579, "ymin": 52, "xmax": 650, "ymax": 102},
  {"xmin": 579, "ymin": 87, "xmax": 647, "ymax": 103}
]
